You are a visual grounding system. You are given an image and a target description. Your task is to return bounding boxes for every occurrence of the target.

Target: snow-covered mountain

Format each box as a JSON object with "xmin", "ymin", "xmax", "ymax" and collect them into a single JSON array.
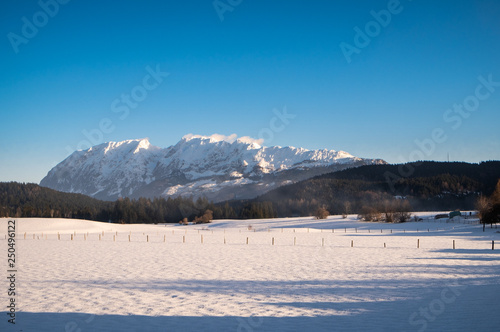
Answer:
[{"xmin": 40, "ymin": 134, "xmax": 386, "ymax": 202}]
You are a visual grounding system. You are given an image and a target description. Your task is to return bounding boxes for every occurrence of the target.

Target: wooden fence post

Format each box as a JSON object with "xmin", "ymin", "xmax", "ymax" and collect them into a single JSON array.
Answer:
[
  {"xmin": 351, "ymin": 240, "xmax": 353, "ymax": 247},
  {"xmin": 453, "ymin": 240, "xmax": 455, "ymax": 249},
  {"xmin": 417, "ymin": 239, "xmax": 420, "ymax": 249}
]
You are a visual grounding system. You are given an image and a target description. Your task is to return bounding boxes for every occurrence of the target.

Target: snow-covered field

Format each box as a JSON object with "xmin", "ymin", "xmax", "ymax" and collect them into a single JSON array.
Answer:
[{"xmin": 1, "ymin": 213, "xmax": 500, "ymax": 331}]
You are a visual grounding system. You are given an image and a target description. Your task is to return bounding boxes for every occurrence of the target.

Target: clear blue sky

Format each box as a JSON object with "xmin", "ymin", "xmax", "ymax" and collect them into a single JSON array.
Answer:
[{"xmin": 1, "ymin": 0, "xmax": 499, "ymax": 183}]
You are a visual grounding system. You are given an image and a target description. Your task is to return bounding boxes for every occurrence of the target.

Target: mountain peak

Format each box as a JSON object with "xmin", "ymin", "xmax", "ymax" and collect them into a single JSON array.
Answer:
[
  {"xmin": 100, "ymin": 138, "xmax": 153, "ymax": 155},
  {"xmin": 182, "ymin": 133, "xmax": 264, "ymax": 148},
  {"xmin": 182, "ymin": 133, "xmax": 237, "ymax": 144},
  {"xmin": 41, "ymin": 134, "xmax": 386, "ymax": 202}
]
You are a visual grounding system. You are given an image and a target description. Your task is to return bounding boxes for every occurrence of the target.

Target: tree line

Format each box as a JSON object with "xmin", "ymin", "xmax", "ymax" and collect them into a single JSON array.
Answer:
[
  {"xmin": 255, "ymin": 161, "xmax": 500, "ymax": 218},
  {"xmin": 0, "ymin": 182, "xmax": 276, "ymax": 223},
  {"xmin": 1, "ymin": 161, "xmax": 499, "ymax": 223}
]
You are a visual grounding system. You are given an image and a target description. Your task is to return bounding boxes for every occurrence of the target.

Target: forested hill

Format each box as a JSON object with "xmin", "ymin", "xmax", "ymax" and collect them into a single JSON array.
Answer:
[
  {"xmin": 2, "ymin": 161, "xmax": 500, "ymax": 222},
  {"xmin": 0, "ymin": 182, "xmax": 221, "ymax": 223},
  {"xmin": 255, "ymin": 161, "xmax": 500, "ymax": 217}
]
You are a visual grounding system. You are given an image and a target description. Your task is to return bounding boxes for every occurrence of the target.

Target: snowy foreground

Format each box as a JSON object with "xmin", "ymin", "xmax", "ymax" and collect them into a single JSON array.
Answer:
[{"xmin": 1, "ymin": 213, "xmax": 500, "ymax": 332}]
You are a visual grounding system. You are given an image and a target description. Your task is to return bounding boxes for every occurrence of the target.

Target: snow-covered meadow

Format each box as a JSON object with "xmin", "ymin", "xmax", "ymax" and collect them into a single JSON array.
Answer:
[{"xmin": 1, "ymin": 213, "xmax": 500, "ymax": 331}]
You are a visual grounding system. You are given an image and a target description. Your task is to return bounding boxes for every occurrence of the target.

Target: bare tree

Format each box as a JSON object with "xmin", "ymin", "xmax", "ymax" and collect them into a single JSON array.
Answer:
[
  {"xmin": 315, "ymin": 207, "xmax": 329, "ymax": 219},
  {"xmin": 475, "ymin": 195, "xmax": 491, "ymax": 222},
  {"xmin": 342, "ymin": 201, "xmax": 351, "ymax": 219}
]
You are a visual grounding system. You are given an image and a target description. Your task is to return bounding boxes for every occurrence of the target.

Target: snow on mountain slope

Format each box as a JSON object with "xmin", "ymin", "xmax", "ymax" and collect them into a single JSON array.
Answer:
[{"xmin": 40, "ymin": 134, "xmax": 386, "ymax": 201}]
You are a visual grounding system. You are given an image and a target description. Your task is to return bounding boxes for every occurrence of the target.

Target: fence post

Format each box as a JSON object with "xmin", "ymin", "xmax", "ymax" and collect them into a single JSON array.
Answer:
[
  {"xmin": 183, "ymin": 235, "xmax": 185, "ymax": 243},
  {"xmin": 351, "ymin": 240, "xmax": 353, "ymax": 247},
  {"xmin": 294, "ymin": 237, "xmax": 296, "ymax": 246},
  {"xmin": 384, "ymin": 242, "xmax": 386, "ymax": 248},
  {"xmin": 246, "ymin": 237, "xmax": 249, "ymax": 245},
  {"xmin": 322, "ymin": 238, "xmax": 324, "ymax": 247},
  {"xmin": 272, "ymin": 237, "xmax": 275, "ymax": 245},
  {"xmin": 492, "ymin": 240, "xmax": 495, "ymax": 250},
  {"xmin": 417, "ymin": 239, "xmax": 420, "ymax": 249},
  {"xmin": 128, "ymin": 234, "xmax": 131, "ymax": 242},
  {"xmin": 201, "ymin": 235, "xmax": 203, "ymax": 244},
  {"xmin": 453, "ymin": 240, "xmax": 455, "ymax": 250}
]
